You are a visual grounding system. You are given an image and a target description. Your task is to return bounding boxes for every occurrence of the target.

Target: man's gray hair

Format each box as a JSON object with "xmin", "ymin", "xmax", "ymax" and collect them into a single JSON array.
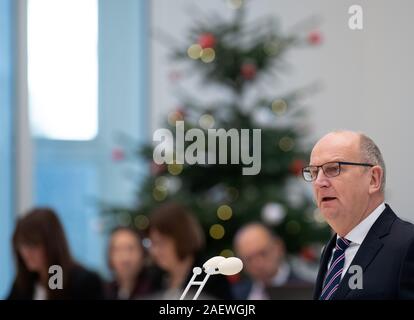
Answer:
[{"xmin": 359, "ymin": 134, "xmax": 386, "ymax": 193}]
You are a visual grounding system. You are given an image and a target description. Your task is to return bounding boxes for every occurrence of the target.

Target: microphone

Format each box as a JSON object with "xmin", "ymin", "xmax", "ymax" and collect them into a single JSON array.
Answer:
[
  {"xmin": 202, "ymin": 256, "xmax": 226, "ymax": 274},
  {"xmin": 216, "ymin": 257, "xmax": 243, "ymax": 275},
  {"xmin": 180, "ymin": 256, "xmax": 244, "ymax": 300}
]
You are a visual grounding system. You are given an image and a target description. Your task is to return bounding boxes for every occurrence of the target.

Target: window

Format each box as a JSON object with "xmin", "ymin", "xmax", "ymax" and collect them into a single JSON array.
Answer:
[
  {"xmin": 0, "ymin": 0, "xmax": 15, "ymax": 299},
  {"xmin": 27, "ymin": 0, "xmax": 98, "ymax": 141}
]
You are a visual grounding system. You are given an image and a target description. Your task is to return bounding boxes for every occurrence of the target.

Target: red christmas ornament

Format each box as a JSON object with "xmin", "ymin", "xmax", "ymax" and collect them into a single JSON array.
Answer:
[
  {"xmin": 111, "ymin": 148, "xmax": 125, "ymax": 162},
  {"xmin": 151, "ymin": 161, "xmax": 167, "ymax": 176},
  {"xmin": 226, "ymin": 273, "xmax": 241, "ymax": 284},
  {"xmin": 175, "ymin": 107, "xmax": 186, "ymax": 119},
  {"xmin": 289, "ymin": 159, "xmax": 306, "ymax": 176},
  {"xmin": 307, "ymin": 31, "xmax": 322, "ymax": 45},
  {"xmin": 300, "ymin": 246, "xmax": 317, "ymax": 262},
  {"xmin": 168, "ymin": 70, "xmax": 182, "ymax": 83},
  {"xmin": 240, "ymin": 63, "xmax": 257, "ymax": 80},
  {"xmin": 197, "ymin": 33, "xmax": 216, "ymax": 49}
]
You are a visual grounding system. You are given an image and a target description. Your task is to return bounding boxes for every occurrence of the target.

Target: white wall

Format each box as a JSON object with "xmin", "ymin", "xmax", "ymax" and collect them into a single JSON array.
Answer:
[{"xmin": 150, "ymin": 0, "xmax": 414, "ymax": 222}]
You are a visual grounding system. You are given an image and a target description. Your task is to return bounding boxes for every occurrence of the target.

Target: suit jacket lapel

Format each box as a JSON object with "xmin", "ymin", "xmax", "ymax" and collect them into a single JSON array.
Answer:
[
  {"xmin": 332, "ymin": 204, "xmax": 396, "ymax": 299},
  {"xmin": 313, "ymin": 234, "xmax": 336, "ymax": 299}
]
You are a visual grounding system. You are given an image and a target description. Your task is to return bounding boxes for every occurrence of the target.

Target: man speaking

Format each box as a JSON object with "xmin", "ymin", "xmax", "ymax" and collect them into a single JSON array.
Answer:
[{"xmin": 302, "ymin": 130, "xmax": 414, "ymax": 299}]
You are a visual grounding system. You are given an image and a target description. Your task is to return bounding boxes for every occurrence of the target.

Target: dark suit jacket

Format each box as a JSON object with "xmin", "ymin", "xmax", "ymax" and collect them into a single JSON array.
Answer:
[
  {"xmin": 7, "ymin": 265, "xmax": 104, "ymax": 300},
  {"xmin": 105, "ymin": 266, "xmax": 163, "ymax": 300},
  {"xmin": 232, "ymin": 267, "xmax": 308, "ymax": 300},
  {"xmin": 314, "ymin": 204, "xmax": 414, "ymax": 300}
]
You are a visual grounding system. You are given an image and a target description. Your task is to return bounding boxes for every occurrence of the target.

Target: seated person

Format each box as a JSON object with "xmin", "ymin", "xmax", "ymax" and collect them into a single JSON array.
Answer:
[
  {"xmin": 8, "ymin": 207, "xmax": 103, "ymax": 300},
  {"xmin": 233, "ymin": 222, "xmax": 310, "ymax": 300},
  {"xmin": 147, "ymin": 202, "xmax": 233, "ymax": 300},
  {"xmin": 106, "ymin": 226, "xmax": 161, "ymax": 299}
]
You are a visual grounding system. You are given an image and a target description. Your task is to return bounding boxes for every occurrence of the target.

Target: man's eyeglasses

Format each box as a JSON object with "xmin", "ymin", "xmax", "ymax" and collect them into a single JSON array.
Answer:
[{"xmin": 302, "ymin": 161, "xmax": 374, "ymax": 182}]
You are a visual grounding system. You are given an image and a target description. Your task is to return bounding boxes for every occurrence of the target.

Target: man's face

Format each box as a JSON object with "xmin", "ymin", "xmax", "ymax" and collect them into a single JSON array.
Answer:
[
  {"xmin": 236, "ymin": 229, "xmax": 283, "ymax": 283},
  {"xmin": 310, "ymin": 132, "xmax": 372, "ymax": 235}
]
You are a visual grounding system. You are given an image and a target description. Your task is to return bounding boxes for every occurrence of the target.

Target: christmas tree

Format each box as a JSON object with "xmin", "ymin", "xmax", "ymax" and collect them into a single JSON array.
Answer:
[{"xmin": 105, "ymin": 2, "xmax": 330, "ymax": 261}]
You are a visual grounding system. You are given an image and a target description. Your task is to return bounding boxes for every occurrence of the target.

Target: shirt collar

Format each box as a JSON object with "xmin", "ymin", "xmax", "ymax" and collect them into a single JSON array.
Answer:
[
  {"xmin": 252, "ymin": 261, "xmax": 291, "ymax": 288},
  {"xmin": 270, "ymin": 261, "xmax": 290, "ymax": 286},
  {"xmin": 340, "ymin": 202, "xmax": 386, "ymax": 245}
]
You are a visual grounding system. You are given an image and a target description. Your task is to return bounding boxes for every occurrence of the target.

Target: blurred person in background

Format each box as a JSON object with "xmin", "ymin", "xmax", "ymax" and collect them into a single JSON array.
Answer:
[
  {"xmin": 7, "ymin": 207, "xmax": 104, "ymax": 300},
  {"xmin": 148, "ymin": 202, "xmax": 233, "ymax": 300},
  {"xmin": 233, "ymin": 223, "xmax": 309, "ymax": 299},
  {"xmin": 106, "ymin": 226, "xmax": 161, "ymax": 299}
]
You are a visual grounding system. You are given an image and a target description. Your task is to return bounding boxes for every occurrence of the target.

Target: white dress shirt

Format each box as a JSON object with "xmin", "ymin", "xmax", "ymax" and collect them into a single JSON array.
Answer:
[
  {"xmin": 33, "ymin": 282, "xmax": 47, "ymax": 300},
  {"xmin": 328, "ymin": 202, "xmax": 386, "ymax": 280}
]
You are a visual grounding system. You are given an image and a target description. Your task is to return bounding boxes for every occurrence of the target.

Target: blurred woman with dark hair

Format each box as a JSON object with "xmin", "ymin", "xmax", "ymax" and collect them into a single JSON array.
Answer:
[
  {"xmin": 8, "ymin": 207, "xmax": 104, "ymax": 300},
  {"xmin": 148, "ymin": 202, "xmax": 233, "ymax": 300},
  {"xmin": 106, "ymin": 226, "xmax": 161, "ymax": 299}
]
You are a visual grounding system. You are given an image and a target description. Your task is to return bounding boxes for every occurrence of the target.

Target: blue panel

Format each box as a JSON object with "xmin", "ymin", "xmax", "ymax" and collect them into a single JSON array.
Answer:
[
  {"xmin": 34, "ymin": 161, "xmax": 102, "ymax": 269},
  {"xmin": 32, "ymin": 0, "xmax": 150, "ymax": 280},
  {"xmin": 136, "ymin": 0, "xmax": 149, "ymax": 145},
  {"xmin": 98, "ymin": 0, "xmax": 150, "ymax": 203},
  {"xmin": 0, "ymin": 0, "xmax": 15, "ymax": 299}
]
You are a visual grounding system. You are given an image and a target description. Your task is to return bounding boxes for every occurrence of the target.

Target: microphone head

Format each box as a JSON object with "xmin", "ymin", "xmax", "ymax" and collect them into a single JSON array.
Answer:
[
  {"xmin": 193, "ymin": 267, "xmax": 202, "ymax": 275},
  {"xmin": 203, "ymin": 256, "xmax": 226, "ymax": 271},
  {"xmin": 217, "ymin": 257, "xmax": 243, "ymax": 275}
]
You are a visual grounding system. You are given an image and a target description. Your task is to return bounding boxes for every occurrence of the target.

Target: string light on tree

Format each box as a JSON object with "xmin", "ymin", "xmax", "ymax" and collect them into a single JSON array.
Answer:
[
  {"xmin": 271, "ymin": 99, "xmax": 288, "ymax": 115},
  {"xmin": 226, "ymin": 0, "xmax": 244, "ymax": 10},
  {"xmin": 278, "ymin": 136, "xmax": 295, "ymax": 152},
  {"xmin": 168, "ymin": 163, "xmax": 183, "ymax": 175},
  {"xmin": 263, "ymin": 40, "xmax": 281, "ymax": 56},
  {"xmin": 220, "ymin": 249, "xmax": 234, "ymax": 258},
  {"xmin": 200, "ymin": 48, "xmax": 216, "ymax": 63},
  {"xmin": 134, "ymin": 215, "xmax": 149, "ymax": 230},
  {"xmin": 153, "ymin": 186, "xmax": 168, "ymax": 201},
  {"xmin": 187, "ymin": 44, "xmax": 203, "ymax": 60},
  {"xmin": 199, "ymin": 114, "xmax": 215, "ymax": 129},
  {"xmin": 155, "ymin": 176, "xmax": 168, "ymax": 188},
  {"xmin": 217, "ymin": 205, "xmax": 233, "ymax": 221},
  {"xmin": 210, "ymin": 224, "xmax": 225, "ymax": 240},
  {"xmin": 155, "ymin": 176, "xmax": 182, "ymax": 194}
]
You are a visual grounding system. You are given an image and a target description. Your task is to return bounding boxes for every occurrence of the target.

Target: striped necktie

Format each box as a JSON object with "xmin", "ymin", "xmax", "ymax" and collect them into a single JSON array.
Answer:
[{"xmin": 319, "ymin": 237, "xmax": 351, "ymax": 300}]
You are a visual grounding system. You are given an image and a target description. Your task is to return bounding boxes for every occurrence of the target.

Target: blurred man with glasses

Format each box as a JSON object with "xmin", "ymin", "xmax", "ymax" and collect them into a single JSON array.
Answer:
[
  {"xmin": 304, "ymin": 130, "xmax": 414, "ymax": 300},
  {"xmin": 233, "ymin": 223, "xmax": 310, "ymax": 300}
]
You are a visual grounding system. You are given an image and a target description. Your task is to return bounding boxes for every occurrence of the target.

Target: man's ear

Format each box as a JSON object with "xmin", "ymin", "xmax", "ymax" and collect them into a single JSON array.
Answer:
[{"xmin": 369, "ymin": 165, "xmax": 383, "ymax": 194}]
